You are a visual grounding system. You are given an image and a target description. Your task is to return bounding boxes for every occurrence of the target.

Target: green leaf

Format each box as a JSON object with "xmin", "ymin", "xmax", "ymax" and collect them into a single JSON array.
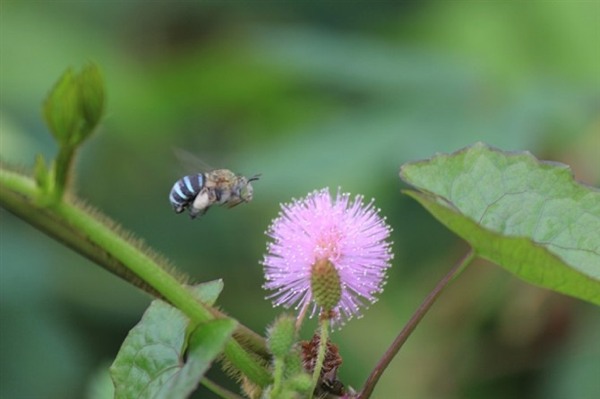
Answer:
[
  {"xmin": 110, "ymin": 280, "xmax": 230, "ymax": 399},
  {"xmin": 399, "ymin": 142, "xmax": 600, "ymax": 305},
  {"xmin": 191, "ymin": 279, "xmax": 224, "ymax": 307},
  {"xmin": 85, "ymin": 362, "xmax": 114, "ymax": 399},
  {"xmin": 153, "ymin": 319, "xmax": 237, "ymax": 399}
]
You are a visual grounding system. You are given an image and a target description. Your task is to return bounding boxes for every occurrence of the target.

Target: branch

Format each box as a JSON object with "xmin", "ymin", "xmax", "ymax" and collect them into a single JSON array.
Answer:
[
  {"xmin": 358, "ymin": 249, "xmax": 476, "ymax": 398},
  {"xmin": 0, "ymin": 165, "xmax": 270, "ymax": 386}
]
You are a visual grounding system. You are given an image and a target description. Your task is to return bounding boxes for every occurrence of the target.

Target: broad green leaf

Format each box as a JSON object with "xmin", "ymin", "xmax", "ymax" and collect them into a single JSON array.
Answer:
[
  {"xmin": 85, "ymin": 362, "xmax": 114, "ymax": 399},
  {"xmin": 110, "ymin": 280, "xmax": 229, "ymax": 399},
  {"xmin": 153, "ymin": 319, "xmax": 237, "ymax": 399},
  {"xmin": 399, "ymin": 142, "xmax": 600, "ymax": 305}
]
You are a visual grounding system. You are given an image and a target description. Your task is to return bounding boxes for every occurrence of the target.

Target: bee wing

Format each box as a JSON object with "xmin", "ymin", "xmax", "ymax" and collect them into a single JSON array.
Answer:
[{"xmin": 172, "ymin": 147, "xmax": 215, "ymax": 173}]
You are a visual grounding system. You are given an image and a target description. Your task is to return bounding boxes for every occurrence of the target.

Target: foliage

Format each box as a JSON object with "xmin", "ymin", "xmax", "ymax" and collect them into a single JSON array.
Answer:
[
  {"xmin": 110, "ymin": 282, "xmax": 237, "ymax": 399},
  {"xmin": 1, "ymin": 64, "xmax": 598, "ymax": 398},
  {"xmin": 400, "ymin": 143, "xmax": 600, "ymax": 306},
  {"xmin": 1, "ymin": 3, "xmax": 599, "ymax": 399}
]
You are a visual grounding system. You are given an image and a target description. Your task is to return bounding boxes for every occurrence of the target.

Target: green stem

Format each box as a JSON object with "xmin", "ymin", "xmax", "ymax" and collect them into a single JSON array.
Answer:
[
  {"xmin": 0, "ymin": 166, "xmax": 270, "ymax": 386},
  {"xmin": 269, "ymin": 358, "xmax": 285, "ymax": 398},
  {"xmin": 202, "ymin": 377, "xmax": 244, "ymax": 399},
  {"xmin": 51, "ymin": 145, "xmax": 76, "ymax": 202},
  {"xmin": 310, "ymin": 317, "xmax": 330, "ymax": 398},
  {"xmin": 358, "ymin": 249, "xmax": 476, "ymax": 399}
]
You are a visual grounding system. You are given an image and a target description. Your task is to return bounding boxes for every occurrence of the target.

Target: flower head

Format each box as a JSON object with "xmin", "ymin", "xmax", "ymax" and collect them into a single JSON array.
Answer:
[{"xmin": 262, "ymin": 188, "xmax": 393, "ymax": 326}]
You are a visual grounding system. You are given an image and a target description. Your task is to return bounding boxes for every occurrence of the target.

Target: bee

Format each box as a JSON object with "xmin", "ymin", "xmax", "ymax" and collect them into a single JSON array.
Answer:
[{"xmin": 169, "ymin": 169, "xmax": 260, "ymax": 218}]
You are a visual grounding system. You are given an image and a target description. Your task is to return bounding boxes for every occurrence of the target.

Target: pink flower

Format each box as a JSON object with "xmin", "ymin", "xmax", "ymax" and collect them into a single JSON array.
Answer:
[{"xmin": 262, "ymin": 188, "xmax": 393, "ymax": 325}]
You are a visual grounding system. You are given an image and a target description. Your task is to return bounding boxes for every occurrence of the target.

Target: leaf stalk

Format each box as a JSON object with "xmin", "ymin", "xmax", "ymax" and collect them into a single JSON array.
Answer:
[{"xmin": 358, "ymin": 249, "xmax": 476, "ymax": 398}]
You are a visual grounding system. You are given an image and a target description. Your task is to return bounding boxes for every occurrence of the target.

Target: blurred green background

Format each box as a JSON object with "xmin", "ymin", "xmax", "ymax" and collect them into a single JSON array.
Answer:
[{"xmin": 1, "ymin": 1, "xmax": 599, "ymax": 398}]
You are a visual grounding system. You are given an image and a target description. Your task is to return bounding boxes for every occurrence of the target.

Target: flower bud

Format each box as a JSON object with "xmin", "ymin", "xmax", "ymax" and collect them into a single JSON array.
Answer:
[
  {"xmin": 267, "ymin": 314, "xmax": 296, "ymax": 358},
  {"xmin": 43, "ymin": 68, "xmax": 80, "ymax": 145},
  {"xmin": 43, "ymin": 63, "xmax": 105, "ymax": 148},
  {"xmin": 78, "ymin": 63, "xmax": 105, "ymax": 137},
  {"xmin": 310, "ymin": 259, "xmax": 341, "ymax": 313}
]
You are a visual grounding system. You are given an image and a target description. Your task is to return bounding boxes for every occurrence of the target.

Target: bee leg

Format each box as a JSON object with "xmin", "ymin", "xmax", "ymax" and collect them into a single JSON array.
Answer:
[
  {"xmin": 226, "ymin": 199, "xmax": 243, "ymax": 208},
  {"xmin": 190, "ymin": 189, "xmax": 213, "ymax": 219},
  {"xmin": 207, "ymin": 188, "xmax": 219, "ymax": 202},
  {"xmin": 188, "ymin": 209, "xmax": 201, "ymax": 219}
]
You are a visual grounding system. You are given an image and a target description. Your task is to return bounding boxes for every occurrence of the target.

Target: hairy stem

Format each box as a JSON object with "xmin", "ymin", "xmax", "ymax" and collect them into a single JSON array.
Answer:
[
  {"xmin": 0, "ymin": 166, "xmax": 270, "ymax": 386},
  {"xmin": 358, "ymin": 249, "xmax": 476, "ymax": 399},
  {"xmin": 310, "ymin": 317, "xmax": 330, "ymax": 397},
  {"xmin": 51, "ymin": 145, "xmax": 76, "ymax": 202},
  {"xmin": 269, "ymin": 357, "xmax": 285, "ymax": 398},
  {"xmin": 202, "ymin": 377, "xmax": 244, "ymax": 399}
]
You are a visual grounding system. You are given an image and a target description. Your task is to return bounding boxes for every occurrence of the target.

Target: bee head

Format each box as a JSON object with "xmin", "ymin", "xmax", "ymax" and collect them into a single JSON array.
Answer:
[
  {"xmin": 238, "ymin": 174, "xmax": 260, "ymax": 202},
  {"xmin": 239, "ymin": 182, "xmax": 254, "ymax": 202}
]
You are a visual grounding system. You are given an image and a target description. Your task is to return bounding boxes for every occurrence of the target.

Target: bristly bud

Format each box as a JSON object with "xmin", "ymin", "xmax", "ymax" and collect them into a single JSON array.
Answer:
[
  {"xmin": 285, "ymin": 373, "xmax": 313, "ymax": 395},
  {"xmin": 267, "ymin": 314, "xmax": 297, "ymax": 358},
  {"xmin": 43, "ymin": 63, "xmax": 105, "ymax": 148},
  {"xmin": 310, "ymin": 259, "xmax": 341, "ymax": 313}
]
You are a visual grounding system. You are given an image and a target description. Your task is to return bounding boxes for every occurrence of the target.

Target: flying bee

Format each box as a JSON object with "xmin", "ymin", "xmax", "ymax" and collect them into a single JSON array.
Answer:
[{"xmin": 169, "ymin": 169, "xmax": 260, "ymax": 219}]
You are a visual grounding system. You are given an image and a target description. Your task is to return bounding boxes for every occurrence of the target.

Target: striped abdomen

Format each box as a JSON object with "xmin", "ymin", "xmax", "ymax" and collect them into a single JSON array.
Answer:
[{"xmin": 169, "ymin": 174, "xmax": 205, "ymax": 213}]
